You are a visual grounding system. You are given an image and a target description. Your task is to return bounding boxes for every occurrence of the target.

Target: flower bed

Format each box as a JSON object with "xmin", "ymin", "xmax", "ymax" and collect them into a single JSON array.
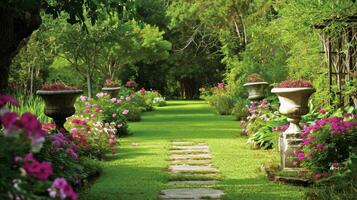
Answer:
[
  {"xmin": 240, "ymin": 99, "xmax": 288, "ymax": 149},
  {"xmin": 0, "ymin": 94, "xmax": 100, "ymax": 200}
]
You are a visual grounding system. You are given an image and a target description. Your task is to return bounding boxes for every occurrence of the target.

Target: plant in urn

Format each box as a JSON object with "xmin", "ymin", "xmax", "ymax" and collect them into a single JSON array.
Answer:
[
  {"xmin": 243, "ymin": 73, "xmax": 269, "ymax": 101},
  {"xmin": 271, "ymin": 80, "xmax": 315, "ymax": 170},
  {"xmin": 37, "ymin": 83, "xmax": 82, "ymax": 131}
]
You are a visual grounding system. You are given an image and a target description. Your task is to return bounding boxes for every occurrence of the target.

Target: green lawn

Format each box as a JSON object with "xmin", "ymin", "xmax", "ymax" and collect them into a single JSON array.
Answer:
[{"xmin": 80, "ymin": 101, "xmax": 306, "ymax": 200}]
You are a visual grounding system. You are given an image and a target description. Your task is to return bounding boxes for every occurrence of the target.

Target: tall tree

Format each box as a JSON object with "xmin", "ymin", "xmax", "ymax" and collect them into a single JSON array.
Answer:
[{"xmin": 0, "ymin": 0, "xmax": 134, "ymax": 93}]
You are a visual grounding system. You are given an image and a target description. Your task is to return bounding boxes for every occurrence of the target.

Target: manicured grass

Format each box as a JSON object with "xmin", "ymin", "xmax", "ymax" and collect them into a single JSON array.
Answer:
[{"xmin": 80, "ymin": 101, "xmax": 306, "ymax": 200}]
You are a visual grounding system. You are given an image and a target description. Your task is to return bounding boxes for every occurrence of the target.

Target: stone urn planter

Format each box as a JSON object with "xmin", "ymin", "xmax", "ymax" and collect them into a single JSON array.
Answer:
[
  {"xmin": 102, "ymin": 79, "xmax": 121, "ymax": 97},
  {"xmin": 243, "ymin": 82, "xmax": 269, "ymax": 101},
  {"xmin": 37, "ymin": 88, "xmax": 82, "ymax": 131},
  {"xmin": 271, "ymin": 80, "xmax": 315, "ymax": 170},
  {"xmin": 101, "ymin": 87, "xmax": 120, "ymax": 97}
]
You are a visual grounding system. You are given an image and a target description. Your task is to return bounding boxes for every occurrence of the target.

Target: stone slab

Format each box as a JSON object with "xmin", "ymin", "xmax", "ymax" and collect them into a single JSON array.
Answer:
[
  {"xmin": 159, "ymin": 188, "xmax": 224, "ymax": 199},
  {"xmin": 170, "ymin": 149, "xmax": 210, "ymax": 154},
  {"xmin": 168, "ymin": 180, "xmax": 218, "ymax": 185},
  {"xmin": 170, "ymin": 154, "xmax": 212, "ymax": 160},
  {"xmin": 171, "ymin": 145, "xmax": 209, "ymax": 150},
  {"xmin": 169, "ymin": 165, "xmax": 219, "ymax": 173},
  {"xmin": 171, "ymin": 159, "xmax": 212, "ymax": 166},
  {"xmin": 171, "ymin": 142, "xmax": 196, "ymax": 146}
]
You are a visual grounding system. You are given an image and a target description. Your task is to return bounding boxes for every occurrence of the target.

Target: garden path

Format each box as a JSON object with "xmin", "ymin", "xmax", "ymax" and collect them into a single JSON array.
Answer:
[{"xmin": 80, "ymin": 101, "xmax": 305, "ymax": 200}]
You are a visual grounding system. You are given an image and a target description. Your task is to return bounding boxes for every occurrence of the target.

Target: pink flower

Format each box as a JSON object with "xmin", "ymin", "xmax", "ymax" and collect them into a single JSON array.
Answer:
[
  {"xmin": 319, "ymin": 109, "xmax": 327, "ymax": 114},
  {"xmin": 140, "ymin": 87, "xmax": 146, "ymax": 95},
  {"xmin": 122, "ymin": 109, "xmax": 129, "ymax": 115},
  {"xmin": 1, "ymin": 111, "xmax": 18, "ymax": 129},
  {"xmin": 79, "ymin": 96, "xmax": 88, "ymax": 102},
  {"xmin": 23, "ymin": 153, "xmax": 53, "ymax": 180},
  {"xmin": 109, "ymin": 138, "xmax": 116, "ymax": 145},
  {"xmin": 112, "ymin": 114, "xmax": 117, "ymax": 118},
  {"xmin": 297, "ymin": 152, "xmax": 305, "ymax": 161},
  {"xmin": 71, "ymin": 119, "xmax": 87, "ymax": 126},
  {"xmin": 48, "ymin": 178, "xmax": 78, "ymax": 200},
  {"xmin": 314, "ymin": 173, "xmax": 322, "ymax": 180},
  {"xmin": 111, "ymin": 98, "xmax": 117, "ymax": 103},
  {"xmin": 0, "ymin": 94, "xmax": 19, "ymax": 108},
  {"xmin": 66, "ymin": 148, "xmax": 79, "ymax": 160},
  {"xmin": 298, "ymin": 171, "xmax": 305, "ymax": 177}
]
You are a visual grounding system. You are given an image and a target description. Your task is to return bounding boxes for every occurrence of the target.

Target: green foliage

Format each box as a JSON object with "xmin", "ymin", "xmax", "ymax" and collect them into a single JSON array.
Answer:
[
  {"xmin": 10, "ymin": 95, "xmax": 51, "ymax": 123},
  {"xmin": 210, "ymin": 94, "xmax": 236, "ymax": 115},
  {"xmin": 232, "ymin": 99, "xmax": 249, "ymax": 120},
  {"xmin": 242, "ymin": 100, "xmax": 288, "ymax": 149},
  {"xmin": 309, "ymin": 153, "xmax": 357, "ymax": 200},
  {"xmin": 121, "ymin": 102, "xmax": 142, "ymax": 122}
]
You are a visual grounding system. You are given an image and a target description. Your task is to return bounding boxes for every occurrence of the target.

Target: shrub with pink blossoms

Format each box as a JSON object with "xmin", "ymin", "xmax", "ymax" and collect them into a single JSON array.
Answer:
[
  {"xmin": 0, "ymin": 94, "xmax": 96, "ymax": 200},
  {"xmin": 297, "ymin": 113, "xmax": 357, "ymax": 178},
  {"xmin": 48, "ymin": 178, "xmax": 78, "ymax": 200},
  {"xmin": 243, "ymin": 100, "xmax": 288, "ymax": 149}
]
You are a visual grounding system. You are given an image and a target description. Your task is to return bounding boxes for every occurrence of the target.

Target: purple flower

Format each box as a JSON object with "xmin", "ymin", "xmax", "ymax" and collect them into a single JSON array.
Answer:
[{"xmin": 66, "ymin": 148, "xmax": 78, "ymax": 160}]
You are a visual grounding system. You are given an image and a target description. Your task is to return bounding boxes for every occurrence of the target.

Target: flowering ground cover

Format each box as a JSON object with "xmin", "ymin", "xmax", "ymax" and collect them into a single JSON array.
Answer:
[{"xmin": 80, "ymin": 101, "xmax": 305, "ymax": 200}]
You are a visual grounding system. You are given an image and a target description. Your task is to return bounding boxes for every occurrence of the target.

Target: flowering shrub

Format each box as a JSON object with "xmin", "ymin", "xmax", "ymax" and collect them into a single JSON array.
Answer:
[
  {"xmin": 242, "ymin": 100, "xmax": 287, "ymax": 149},
  {"xmin": 0, "ymin": 94, "xmax": 81, "ymax": 200},
  {"xmin": 153, "ymin": 96, "xmax": 166, "ymax": 107},
  {"xmin": 246, "ymin": 73, "xmax": 264, "ymax": 83},
  {"xmin": 121, "ymin": 102, "xmax": 142, "ymax": 122},
  {"xmin": 125, "ymin": 80, "xmax": 137, "ymax": 89},
  {"xmin": 41, "ymin": 82, "xmax": 79, "ymax": 90},
  {"xmin": 66, "ymin": 94, "xmax": 124, "ymax": 158},
  {"xmin": 232, "ymin": 99, "xmax": 249, "ymax": 120},
  {"xmin": 81, "ymin": 93, "xmax": 129, "ymax": 135},
  {"xmin": 203, "ymin": 82, "xmax": 236, "ymax": 115},
  {"xmin": 296, "ymin": 113, "xmax": 357, "ymax": 178},
  {"xmin": 276, "ymin": 80, "xmax": 312, "ymax": 88}
]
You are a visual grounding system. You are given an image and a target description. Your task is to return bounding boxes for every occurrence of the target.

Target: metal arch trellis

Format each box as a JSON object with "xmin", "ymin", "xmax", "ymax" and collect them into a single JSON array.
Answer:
[{"xmin": 315, "ymin": 15, "xmax": 357, "ymax": 107}]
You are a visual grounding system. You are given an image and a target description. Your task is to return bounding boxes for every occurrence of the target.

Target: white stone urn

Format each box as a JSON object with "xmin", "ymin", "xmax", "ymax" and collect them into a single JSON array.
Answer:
[
  {"xmin": 243, "ymin": 82, "xmax": 269, "ymax": 101},
  {"xmin": 101, "ymin": 87, "xmax": 120, "ymax": 97},
  {"xmin": 271, "ymin": 87, "xmax": 315, "ymax": 170}
]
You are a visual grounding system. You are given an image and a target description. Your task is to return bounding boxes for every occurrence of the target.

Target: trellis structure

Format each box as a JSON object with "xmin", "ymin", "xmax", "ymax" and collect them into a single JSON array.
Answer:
[{"xmin": 315, "ymin": 15, "xmax": 357, "ymax": 107}]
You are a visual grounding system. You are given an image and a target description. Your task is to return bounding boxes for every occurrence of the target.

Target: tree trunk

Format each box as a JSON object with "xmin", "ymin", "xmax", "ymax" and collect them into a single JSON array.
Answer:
[
  {"xmin": 86, "ymin": 73, "xmax": 92, "ymax": 98},
  {"xmin": 0, "ymin": 6, "xmax": 41, "ymax": 94},
  {"xmin": 30, "ymin": 66, "xmax": 34, "ymax": 96}
]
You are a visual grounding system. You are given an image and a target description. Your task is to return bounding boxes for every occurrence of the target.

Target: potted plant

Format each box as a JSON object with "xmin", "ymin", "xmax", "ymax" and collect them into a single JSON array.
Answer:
[
  {"xmin": 102, "ymin": 79, "xmax": 121, "ymax": 97},
  {"xmin": 271, "ymin": 80, "xmax": 315, "ymax": 170},
  {"xmin": 243, "ymin": 73, "xmax": 268, "ymax": 101},
  {"xmin": 37, "ymin": 83, "xmax": 82, "ymax": 131},
  {"xmin": 125, "ymin": 80, "xmax": 137, "ymax": 90}
]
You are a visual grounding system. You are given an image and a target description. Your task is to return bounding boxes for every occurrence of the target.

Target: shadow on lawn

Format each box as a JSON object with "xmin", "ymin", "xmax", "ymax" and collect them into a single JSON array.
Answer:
[
  {"xmin": 219, "ymin": 176, "xmax": 304, "ymax": 200},
  {"xmin": 80, "ymin": 164, "xmax": 168, "ymax": 200}
]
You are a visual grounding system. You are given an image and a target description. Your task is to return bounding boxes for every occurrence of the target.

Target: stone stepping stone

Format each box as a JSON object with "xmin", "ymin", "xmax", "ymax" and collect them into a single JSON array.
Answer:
[
  {"xmin": 168, "ymin": 180, "xmax": 218, "ymax": 185},
  {"xmin": 171, "ymin": 141, "xmax": 196, "ymax": 146},
  {"xmin": 171, "ymin": 145, "xmax": 209, "ymax": 150},
  {"xmin": 169, "ymin": 165, "xmax": 219, "ymax": 174},
  {"xmin": 170, "ymin": 149, "xmax": 210, "ymax": 154},
  {"xmin": 171, "ymin": 159, "xmax": 212, "ymax": 166},
  {"xmin": 159, "ymin": 188, "xmax": 224, "ymax": 199},
  {"xmin": 170, "ymin": 154, "xmax": 212, "ymax": 160},
  {"xmin": 169, "ymin": 173, "xmax": 221, "ymax": 182}
]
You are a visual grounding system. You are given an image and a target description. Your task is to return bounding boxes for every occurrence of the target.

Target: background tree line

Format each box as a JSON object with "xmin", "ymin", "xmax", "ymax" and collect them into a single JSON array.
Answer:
[{"xmin": 4, "ymin": 0, "xmax": 357, "ymax": 102}]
